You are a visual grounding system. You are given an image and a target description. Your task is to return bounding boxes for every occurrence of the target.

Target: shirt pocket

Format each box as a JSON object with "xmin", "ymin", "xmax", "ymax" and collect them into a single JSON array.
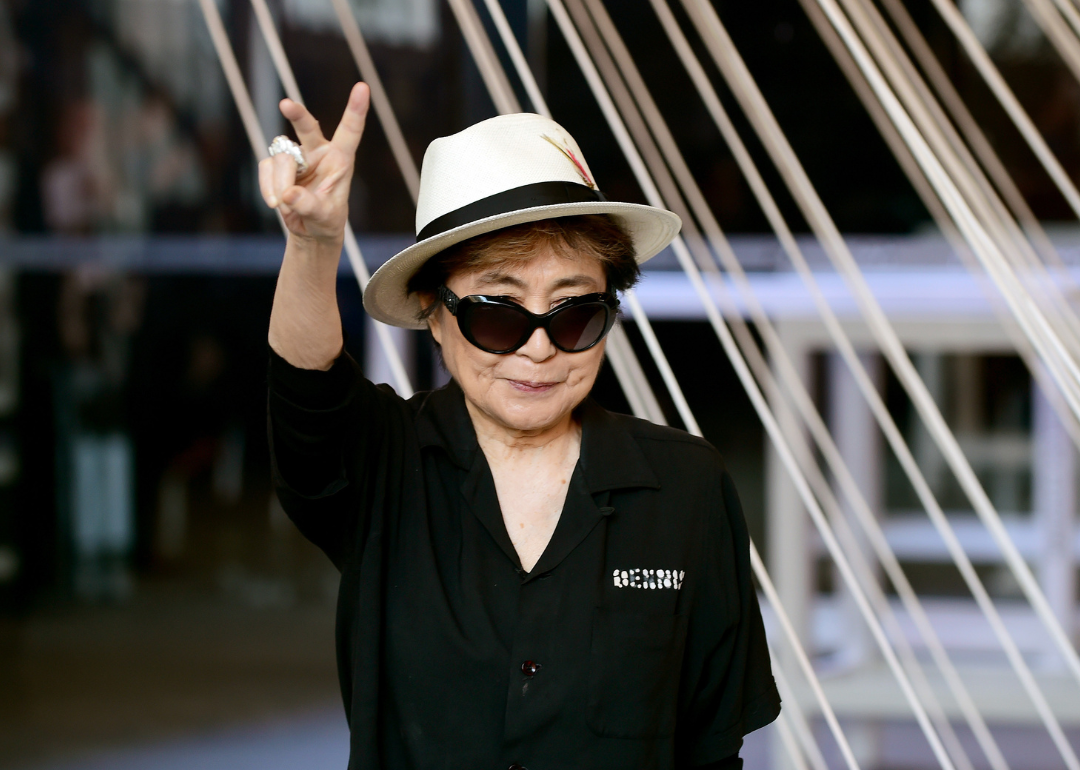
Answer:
[{"xmin": 586, "ymin": 609, "xmax": 689, "ymax": 739}]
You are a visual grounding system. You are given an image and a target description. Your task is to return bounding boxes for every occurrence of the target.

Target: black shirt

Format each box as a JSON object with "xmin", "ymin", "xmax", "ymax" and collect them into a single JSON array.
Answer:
[{"xmin": 267, "ymin": 349, "xmax": 780, "ymax": 770}]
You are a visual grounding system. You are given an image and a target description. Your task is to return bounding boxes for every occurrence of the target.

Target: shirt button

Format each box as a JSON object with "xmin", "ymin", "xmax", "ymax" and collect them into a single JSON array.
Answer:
[{"xmin": 520, "ymin": 660, "xmax": 541, "ymax": 677}]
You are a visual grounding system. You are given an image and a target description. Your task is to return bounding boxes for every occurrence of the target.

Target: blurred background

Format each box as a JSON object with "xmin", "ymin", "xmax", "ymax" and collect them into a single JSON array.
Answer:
[{"xmin": 1, "ymin": 0, "xmax": 1079, "ymax": 767}]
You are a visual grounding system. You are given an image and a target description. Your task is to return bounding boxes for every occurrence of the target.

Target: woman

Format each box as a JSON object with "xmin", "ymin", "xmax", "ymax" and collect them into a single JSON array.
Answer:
[{"xmin": 263, "ymin": 83, "xmax": 779, "ymax": 770}]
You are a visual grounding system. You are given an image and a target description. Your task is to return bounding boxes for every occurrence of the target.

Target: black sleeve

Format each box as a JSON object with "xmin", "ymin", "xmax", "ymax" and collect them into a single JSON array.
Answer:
[
  {"xmin": 267, "ymin": 346, "xmax": 390, "ymax": 569},
  {"xmin": 675, "ymin": 468, "xmax": 781, "ymax": 765}
]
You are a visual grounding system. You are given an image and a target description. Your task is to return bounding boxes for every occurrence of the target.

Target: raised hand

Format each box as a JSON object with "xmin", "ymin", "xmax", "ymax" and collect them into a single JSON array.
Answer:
[{"xmin": 259, "ymin": 82, "xmax": 370, "ymax": 243}]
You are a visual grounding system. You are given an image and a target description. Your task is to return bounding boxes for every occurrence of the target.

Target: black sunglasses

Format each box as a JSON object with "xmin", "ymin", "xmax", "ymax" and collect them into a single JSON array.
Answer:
[{"xmin": 437, "ymin": 286, "xmax": 620, "ymax": 354}]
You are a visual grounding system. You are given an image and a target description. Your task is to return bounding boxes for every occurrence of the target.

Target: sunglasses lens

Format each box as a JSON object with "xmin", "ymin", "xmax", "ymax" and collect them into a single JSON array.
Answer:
[
  {"xmin": 549, "ymin": 303, "xmax": 610, "ymax": 351},
  {"xmin": 465, "ymin": 303, "xmax": 532, "ymax": 352}
]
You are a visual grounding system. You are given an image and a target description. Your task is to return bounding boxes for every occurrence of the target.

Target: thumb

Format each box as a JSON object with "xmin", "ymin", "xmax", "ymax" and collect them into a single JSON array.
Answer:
[{"xmin": 280, "ymin": 185, "xmax": 321, "ymax": 219}]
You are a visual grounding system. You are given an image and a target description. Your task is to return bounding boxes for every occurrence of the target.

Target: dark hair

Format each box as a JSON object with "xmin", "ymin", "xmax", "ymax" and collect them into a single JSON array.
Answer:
[{"xmin": 406, "ymin": 214, "xmax": 639, "ymax": 321}]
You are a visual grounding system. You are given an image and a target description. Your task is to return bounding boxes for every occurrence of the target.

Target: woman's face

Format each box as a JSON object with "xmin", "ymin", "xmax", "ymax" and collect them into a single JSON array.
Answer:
[{"xmin": 428, "ymin": 247, "xmax": 609, "ymax": 437}]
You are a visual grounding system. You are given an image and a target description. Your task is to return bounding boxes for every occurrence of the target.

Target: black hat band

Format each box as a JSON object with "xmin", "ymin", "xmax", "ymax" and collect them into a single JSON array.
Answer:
[{"xmin": 416, "ymin": 181, "xmax": 608, "ymax": 242}]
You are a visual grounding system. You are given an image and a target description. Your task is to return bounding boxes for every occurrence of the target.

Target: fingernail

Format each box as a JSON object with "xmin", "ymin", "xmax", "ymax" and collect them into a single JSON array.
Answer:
[{"xmin": 268, "ymin": 196, "xmax": 278, "ymax": 208}]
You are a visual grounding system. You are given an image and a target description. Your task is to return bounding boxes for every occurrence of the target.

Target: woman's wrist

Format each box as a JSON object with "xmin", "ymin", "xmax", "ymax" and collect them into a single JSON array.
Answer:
[
  {"xmin": 282, "ymin": 232, "xmax": 345, "ymax": 291},
  {"xmin": 270, "ymin": 231, "xmax": 347, "ymax": 371},
  {"xmin": 287, "ymin": 231, "xmax": 345, "ymax": 260}
]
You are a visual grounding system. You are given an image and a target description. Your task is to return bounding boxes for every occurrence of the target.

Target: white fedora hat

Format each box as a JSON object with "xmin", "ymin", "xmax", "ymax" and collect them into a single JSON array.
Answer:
[{"xmin": 362, "ymin": 112, "xmax": 682, "ymax": 329}]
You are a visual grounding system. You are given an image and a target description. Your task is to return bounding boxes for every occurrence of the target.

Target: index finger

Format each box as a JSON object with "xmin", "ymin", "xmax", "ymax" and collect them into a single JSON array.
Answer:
[
  {"xmin": 279, "ymin": 98, "xmax": 328, "ymax": 150},
  {"xmin": 331, "ymin": 83, "xmax": 371, "ymax": 156}
]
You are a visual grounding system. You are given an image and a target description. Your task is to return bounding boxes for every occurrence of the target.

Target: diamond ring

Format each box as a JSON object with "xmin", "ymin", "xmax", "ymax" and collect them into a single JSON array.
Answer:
[{"xmin": 268, "ymin": 135, "xmax": 309, "ymax": 176}]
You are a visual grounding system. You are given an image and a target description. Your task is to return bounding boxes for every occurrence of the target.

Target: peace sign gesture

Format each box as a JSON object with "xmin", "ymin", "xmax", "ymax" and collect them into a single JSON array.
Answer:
[{"xmin": 259, "ymin": 82, "xmax": 370, "ymax": 243}]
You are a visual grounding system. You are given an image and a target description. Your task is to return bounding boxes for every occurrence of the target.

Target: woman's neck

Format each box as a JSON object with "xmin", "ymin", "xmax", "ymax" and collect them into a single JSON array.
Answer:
[
  {"xmin": 465, "ymin": 397, "xmax": 582, "ymax": 573},
  {"xmin": 465, "ymin": 399, "xmax": 581, "ymax": 464}
]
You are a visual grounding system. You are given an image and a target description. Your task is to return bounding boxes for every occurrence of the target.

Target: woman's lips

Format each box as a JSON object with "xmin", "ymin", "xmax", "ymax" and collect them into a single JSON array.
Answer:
[{"xmin": 507, "ymin": 379, "xmax": 559, "ymax": 393}]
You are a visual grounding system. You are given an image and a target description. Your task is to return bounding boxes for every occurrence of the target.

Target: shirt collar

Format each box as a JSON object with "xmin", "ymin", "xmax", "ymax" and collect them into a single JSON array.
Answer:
[
  {"xmin": 414, "ymin": 382, "xmax": 661, "ymax": 493},
  {"xmin": 575, "ymin": 397, "xmax": 660, "ymax": 492},
  {"xmin": 414, "ymin": 381, "xmax": 480, "ymax": 470}
]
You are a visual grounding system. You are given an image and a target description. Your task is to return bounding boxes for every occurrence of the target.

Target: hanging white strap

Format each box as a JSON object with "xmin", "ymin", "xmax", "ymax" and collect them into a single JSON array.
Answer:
[
  {"xmin": 1020, "ymin": 0, "xmax": 1080, "ymax": 85},
  {"xmin": 328, "ymin": 0, "xmax": 420, "ymax": 202},
  {"xmin": 772, "ymin": 710, "xmax": 813, "ymax": 770},
  {"xmin": 928, "ymin": 0, "xmax": 1080, "ymax": 221},
  {"xmin": 771, "ymin": 643, "xmax": 832, "ymax": 770},
  {"xmin": 479, "ymin": 0, "xmax": 549, "ymax": 119},
  {"xmin": 878, "ymin": 0, "xmax": 1076, "ymax": 284},
  {"xmin": 447, "ymin": 0, "xmax": 521, "ymax": 114}
]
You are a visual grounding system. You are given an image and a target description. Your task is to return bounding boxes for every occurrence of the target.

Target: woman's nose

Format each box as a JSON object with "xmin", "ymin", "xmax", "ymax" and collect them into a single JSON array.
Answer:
[{"xmin": 515, "ymin": 325, "xmax": 557, "ymax": 362}]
